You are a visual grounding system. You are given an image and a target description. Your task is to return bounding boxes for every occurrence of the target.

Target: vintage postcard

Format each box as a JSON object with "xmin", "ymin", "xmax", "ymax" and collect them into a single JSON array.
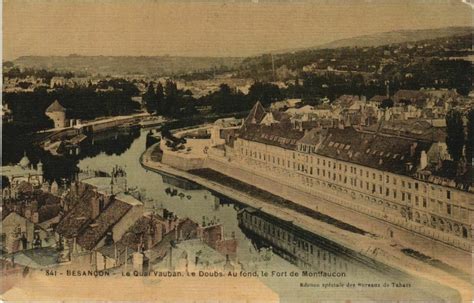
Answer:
[{"xmin": 1, "ymin": 0, "xmax": 473, "ymax": 302}]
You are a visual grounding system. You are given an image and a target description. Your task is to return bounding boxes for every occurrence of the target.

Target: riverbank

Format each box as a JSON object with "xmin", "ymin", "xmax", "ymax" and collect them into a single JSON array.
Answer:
[{"xmin": 140, "ymin": 143, "xmax": 472, "ymax": 302}]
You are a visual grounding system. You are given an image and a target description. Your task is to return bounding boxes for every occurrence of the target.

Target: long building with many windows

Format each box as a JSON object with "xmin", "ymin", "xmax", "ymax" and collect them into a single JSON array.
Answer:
[{"xmin": 205, "ymin": 102, "xmax": 473, "ymax": 272}]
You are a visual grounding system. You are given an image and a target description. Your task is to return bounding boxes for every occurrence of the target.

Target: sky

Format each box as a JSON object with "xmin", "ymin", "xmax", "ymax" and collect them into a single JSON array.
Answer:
[{"xmin": 3, "ymin": 0, "xmax": 473, "ymax": 60}]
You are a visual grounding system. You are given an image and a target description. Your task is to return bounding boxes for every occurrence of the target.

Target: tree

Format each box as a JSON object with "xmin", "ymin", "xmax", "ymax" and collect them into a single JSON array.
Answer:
[
  {"xmin": 466, "ymin": 108, "xmax": 474, "ymax": 165},
  {"xmin": 445, "ymin": 109, "xmax": 465, "ymax": 162},
  {"xmin": 210, "ymin": 84, "xmax": 247, "ymax": 113},
  {"xmin": 142, "ymin": 82, "xmax": 157, "ymax": 113},
  {"xmin": 247, "ymin": 81, "xmax": 282, "ymax": 107},
  {"xmin": 155, "ymin": 82, "xmax": 164, "ymax": 114},
  {"xmin": 161, "ymin": 80, "xmax": 179, "ymax": 116},
  {"xmin": 380, "ymin": 98, "xmax": 394, "ymax": 109}
]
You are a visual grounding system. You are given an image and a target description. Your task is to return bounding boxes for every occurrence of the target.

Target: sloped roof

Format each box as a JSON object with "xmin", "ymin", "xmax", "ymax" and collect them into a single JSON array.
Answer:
[
  {"xmin": 315, "ymin": 128, "xmax": 433, "ymax": 175},
  {"xmin": 56, "ymin": 189, "xmax": 96, "ymax": 238},
  {"xmin": 243, "ymin": 101, "xmax": 266, "ymax": 126},
  {"xmin": 239, "ymin": 123, "xmax": 304, "ymax": 149},
  {"xmin": 363, "ymin": 119, "xmax": 446, "ymax": 142},
  {"xmin": 370, "ymin": 95, "xmax": 388, "ymax": 103},
  {"xmin": 393, "ymin": 90, "xmax": 427, "ymax": 101},
  {"xmin": 45, "ymin": 100, "xmax": 66, "ymax": 113},
  {"xmin": 76, "ymin": 199, "xmax": 132, "ymax": 250},
  {"xmin": 298, "ymin": 128, "xmax": 328, "ymax": 146},
  {"xmin": 120, "ymin": 214, "xmax": 166, "ymax": 245}
]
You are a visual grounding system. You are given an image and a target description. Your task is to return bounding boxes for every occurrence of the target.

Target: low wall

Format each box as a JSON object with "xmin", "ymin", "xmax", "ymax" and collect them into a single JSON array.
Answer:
[
  {"xmin": 162, "ymin": 153, "xmax": 206, "ymax": 171},
  {"xmin": 206, "ymin": 157, "xmax": 470, "ymax": 274}
]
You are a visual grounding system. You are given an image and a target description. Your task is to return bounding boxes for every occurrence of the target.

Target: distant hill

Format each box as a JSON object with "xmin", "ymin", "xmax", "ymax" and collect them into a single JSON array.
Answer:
[
  {"xmin": 272, "ymin": 26, "xmax": 473, "ymax": 54},
  {"xmin": 12, "ymin": 55, "xmax": 243, "ymax": 77},
  {"xmin": 234, "ymin": 29, "xmax": 472, "ymax": 82},
  {"xmin": 10, "ymin": 26, "xmax": 472, "ymax": 78},
  {"xmin": 316, "ymin": 26, "xmax": 473, "ymax": 50}
]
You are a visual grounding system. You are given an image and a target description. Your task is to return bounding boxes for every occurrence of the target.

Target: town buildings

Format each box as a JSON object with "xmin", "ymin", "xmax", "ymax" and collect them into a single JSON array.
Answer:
[{"xmin": 198, "ymin": 101, "xmax": 473, "ymax": 271}]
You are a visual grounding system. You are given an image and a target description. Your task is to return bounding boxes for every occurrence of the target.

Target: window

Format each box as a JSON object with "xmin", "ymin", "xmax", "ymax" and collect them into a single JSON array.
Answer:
[
  {"xmin": 415, "ymin": 183, "xmax": 419, "ymax": 190},
  {"xmin": 447, "ymin": 204, "xmax": 451, "ymax": 215},
  {"xmin": 386, "ymin": 175, "xmax": 389, "ymax": 183},
  {"xmin": 462, "ymin": 226, "xmax": 468, "ymax": 238},
  {"xmin": 447, "ymin": 190, "xmax": 451, "ymax": 200}
]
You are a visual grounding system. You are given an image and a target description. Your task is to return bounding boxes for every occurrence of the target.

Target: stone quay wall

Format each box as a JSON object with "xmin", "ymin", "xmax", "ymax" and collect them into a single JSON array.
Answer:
[{"xmin": 205, "ymin": 155, "xmax": 470, "ymax": 274}]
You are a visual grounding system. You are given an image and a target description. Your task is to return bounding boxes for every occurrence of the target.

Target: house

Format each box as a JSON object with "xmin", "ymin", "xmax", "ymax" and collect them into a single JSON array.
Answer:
[
  {"xmin": 1, "ymin": 212, "xmax": 51, "ymax": 253},
  {"xmin": 55, "ymin": 180, "xmax": 144, "ymax": 258},
  {"xmin": 393, "ymin": 90, "xmax": 428, "ymax": 107}
]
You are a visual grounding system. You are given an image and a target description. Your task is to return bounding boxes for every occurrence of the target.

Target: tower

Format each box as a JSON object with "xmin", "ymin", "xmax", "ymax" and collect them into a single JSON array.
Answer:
[{"xmin": 45, "ymin": 100, "xmax": 66, "ymax": 129}]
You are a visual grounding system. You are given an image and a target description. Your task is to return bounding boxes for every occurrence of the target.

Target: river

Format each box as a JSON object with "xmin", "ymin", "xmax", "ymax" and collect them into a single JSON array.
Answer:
[{"xmin": 8, "ymin": 127, "xmax": 460, "ymax": 302}]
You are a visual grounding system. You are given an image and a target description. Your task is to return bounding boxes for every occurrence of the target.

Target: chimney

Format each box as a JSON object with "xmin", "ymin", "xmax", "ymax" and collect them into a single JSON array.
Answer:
[
  {"xmin": 410, "ymin": 142, "xmax": 418, "ymax": 157},
  {"xmin": 73, "ymin": 237, "xmax": 77, "ymax": 253},
  {"xmin": 419, "ymin": 150, "xmax": 428, "ymax": 170},
  {"xmin": 105, "ymin": 231, "xmax": 114, "ymax": 246},
  {"xmin": 132, "ymin": 252, "xmax": 144, "ymax": 274},
  {"xmin": 90, "ymin": 195, "xmax": 100, "ymax": 219}
]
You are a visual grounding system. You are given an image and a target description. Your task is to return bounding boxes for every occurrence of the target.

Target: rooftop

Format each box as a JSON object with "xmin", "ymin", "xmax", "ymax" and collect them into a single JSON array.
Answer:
[
  {"xmin": 76, "ymin": 198, "xmax": 132, "ymax": 250},
  {"xmin": 45, "ymin": 100, "xmax": 66, "ymax": 113}
]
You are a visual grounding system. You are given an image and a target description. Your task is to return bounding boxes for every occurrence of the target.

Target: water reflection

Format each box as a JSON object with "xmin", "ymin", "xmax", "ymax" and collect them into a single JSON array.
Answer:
[
  {"xmin": 74, "ymin": 129, "xmax": 458, "ymax": 302},
  {"xmin": 3, "ymin": 127, "xmax": 140, "ymax": 183},
  {"xmin": 3, "ymin": 127, "xmax": 457, "ymax": 302}
]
